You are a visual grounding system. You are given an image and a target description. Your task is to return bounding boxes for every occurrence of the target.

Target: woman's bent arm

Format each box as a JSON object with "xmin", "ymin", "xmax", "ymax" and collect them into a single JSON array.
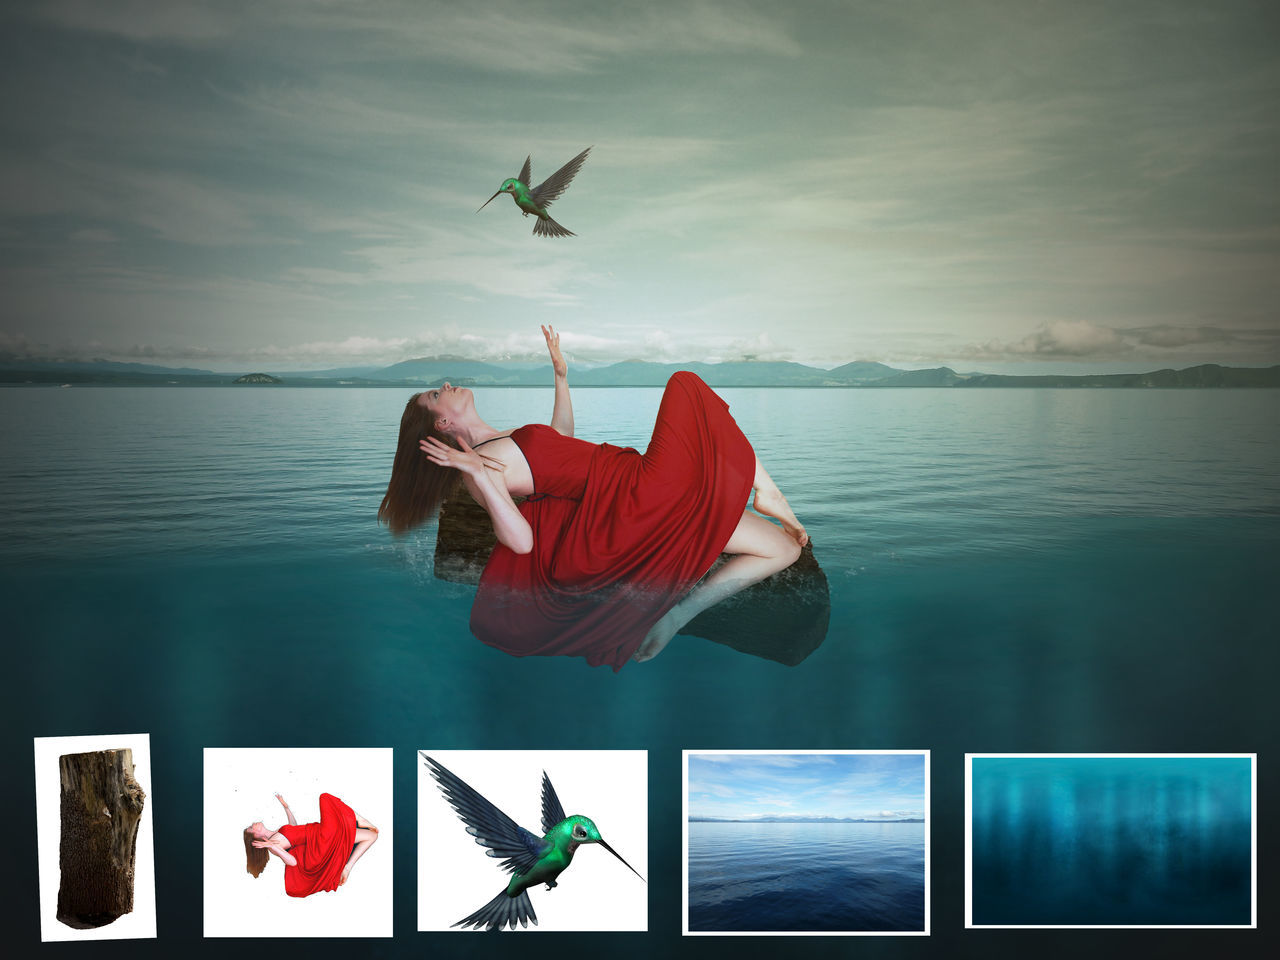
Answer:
[
  {"xmin": 253, "ymin": 838, "xmax": 297, "ymax": 866},
  {"xmin": 422, "ymin": 435, "xmax": 534, "ymax": 554},
  {"xmin": 464, "ymin": 465, "xmax": 534, "ymax": 555}
]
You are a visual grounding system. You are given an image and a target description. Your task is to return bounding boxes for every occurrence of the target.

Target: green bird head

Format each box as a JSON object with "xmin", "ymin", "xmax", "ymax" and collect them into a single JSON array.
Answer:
[
  {"xmin": 563, "ymin": 814, "xmax": 601, "ymax": 847},
  {"xmin": 478, "ymin": 178, "xmax": 526, "ymax": 212},
  {"xmin": 559, "ymin": 815, "xmax": 645, "ymax": 881}
]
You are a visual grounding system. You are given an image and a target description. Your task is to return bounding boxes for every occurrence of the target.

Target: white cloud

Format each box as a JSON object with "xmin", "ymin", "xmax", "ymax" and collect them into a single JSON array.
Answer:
[
  {"xmin": 1005, "ymin": 320, "xmax": 1131, "ymax": 358},
  {"xmin": 960, "ymin": 320, "xmax": 1280, "ymax": 363}
]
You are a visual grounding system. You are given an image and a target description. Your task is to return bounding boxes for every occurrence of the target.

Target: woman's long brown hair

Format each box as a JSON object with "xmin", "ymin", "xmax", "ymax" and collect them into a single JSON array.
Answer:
[
  {"xmin": 378, "ymin": 393, "xmax": 462, "ymax": 534},
  {"xmin": 244, "ymin": 828, "xmax": 270, "ymax": 878}
]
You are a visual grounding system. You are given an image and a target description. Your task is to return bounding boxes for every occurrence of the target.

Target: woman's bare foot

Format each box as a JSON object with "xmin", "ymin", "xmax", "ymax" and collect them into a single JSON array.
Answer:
[
  {"xmin": 633, "ymin": 609, "xmax": 680, "ymax": 662},
  {"xmin": 340, "ymin": 864, "xmax": 352, "ymax": 886},
  {"xmin": 752, "ymin": 486, "xmax": 808, "ymax": 546}
]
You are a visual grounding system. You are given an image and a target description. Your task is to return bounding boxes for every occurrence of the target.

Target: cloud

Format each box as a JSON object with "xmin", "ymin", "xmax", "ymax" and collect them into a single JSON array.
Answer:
[
  {"xmin": 701, "ymin": 783, "xmax": 739, "ymax": 799},
  {"xmin": 69, "ymin": 228, "xmax": 118, "ymax": 243},
  {"xmin": 25, "ymin": 1, "xmax": 800, "ymax": 71},
  {"xmin": 961, "ymin": 320, "xmax": 1280, "ymax": 362},
  {"xmin": 0, "ymin": 326, "xmax": 721, "ymax": 367},
  {"xmin": 278, "ymin": 1, "xmax": 804, "ymax": 74},
  {"xmin": 1127, "ymin": 325, "xmax": 1239, "ymax": 348},
  {"xmin": 1005, "ymin": 320, "xmax": 1131, "ymax": 358},
  {"xmin": 0, "ymin": 330, "xmax": 42, "ymax": 359},
  {"xmin": 28, "ymin": 0, "xmax": 235, "ymax": 42}
]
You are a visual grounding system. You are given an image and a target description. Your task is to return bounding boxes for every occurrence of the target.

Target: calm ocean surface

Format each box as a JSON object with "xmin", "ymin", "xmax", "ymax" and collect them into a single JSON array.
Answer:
[
  {"xmin": 687, "ymin": 821, "xmax": 925, "ymax": 932},
  {"xmin": 3, "ymin": 384, "xmax": 1277, "ymax": 955}
]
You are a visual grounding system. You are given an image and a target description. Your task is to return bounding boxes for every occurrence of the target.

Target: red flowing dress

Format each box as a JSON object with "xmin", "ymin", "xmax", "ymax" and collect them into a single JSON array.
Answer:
[
  {"xmin": 276, "ymin": 793, "xmax": 358, "ymax": 897},
  {"xmin": 470, "ymin": 371, "xmax": 755, "ymax": 671}
]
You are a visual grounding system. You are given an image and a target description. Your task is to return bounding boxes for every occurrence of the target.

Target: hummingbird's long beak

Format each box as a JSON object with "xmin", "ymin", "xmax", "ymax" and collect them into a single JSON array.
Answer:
[
  {"xmin": 477, "ymin": 190, "xmax": 501, "ymax": 213},
  {"xmin": 598, "ymin": 839, "xmax": 646, "ymax": 883}
]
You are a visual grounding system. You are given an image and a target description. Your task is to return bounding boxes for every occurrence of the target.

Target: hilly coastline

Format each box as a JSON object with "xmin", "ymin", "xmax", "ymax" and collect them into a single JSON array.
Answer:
[
  {"xmin": 2, "ymin": 357, "xmax": 1277, "ymax": 388},
  {"xmin": 690, "ymin": 816, "xmax": 926, "ymax": 823}
]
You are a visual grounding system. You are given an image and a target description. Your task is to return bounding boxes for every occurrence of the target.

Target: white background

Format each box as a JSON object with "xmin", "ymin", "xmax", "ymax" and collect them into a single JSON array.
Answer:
[
  {"xmin": 418, "ymin": 750, "xmax": 648, "ymax": 932},
  {"xmin": 34, "ymin": 733, "xmax": 157, "ymax": 942},
  {"xmin": 202, "ymin": 747, "xmax": 393, "ymax": 937}
]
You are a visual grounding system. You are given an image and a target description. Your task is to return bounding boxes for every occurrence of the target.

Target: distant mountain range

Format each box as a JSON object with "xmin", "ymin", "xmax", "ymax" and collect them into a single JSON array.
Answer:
[
  {"xmin": 689, "ymin": 816, "xmax": 926, "ymax": 823},
  {"xmin": 2, "ymin": 356, "xmax": 1277, "ymax": 388}
]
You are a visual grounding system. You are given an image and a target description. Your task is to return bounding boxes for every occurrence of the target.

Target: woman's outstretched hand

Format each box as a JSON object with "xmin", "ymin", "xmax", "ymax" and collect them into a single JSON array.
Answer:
[
  {"xmin": 420, "ymin": 435, "xmax": 486, "ymax": 477},
  {"xmin": 542, "ymin": 324, "xmax": 567, "ymax": 378},
  {"xmin": 274, "ymin": 793, "xmax": 288, "ymax": 810}
]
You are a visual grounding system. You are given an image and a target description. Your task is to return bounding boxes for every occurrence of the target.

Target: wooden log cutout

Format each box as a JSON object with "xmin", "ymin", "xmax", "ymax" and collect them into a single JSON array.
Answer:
[
  {"xmin": 57, "ymin": 749, "xmax": 146, "ymax": 929},
  {"xmin": 435, "ymin": 492, "xmax": 830, "ymax": 665}
]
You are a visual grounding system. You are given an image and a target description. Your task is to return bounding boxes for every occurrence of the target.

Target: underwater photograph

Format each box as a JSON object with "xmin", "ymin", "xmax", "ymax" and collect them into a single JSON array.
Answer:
[{"xmin": 968, "ymin": 754, "xmax": 1254, "ymax": 927}]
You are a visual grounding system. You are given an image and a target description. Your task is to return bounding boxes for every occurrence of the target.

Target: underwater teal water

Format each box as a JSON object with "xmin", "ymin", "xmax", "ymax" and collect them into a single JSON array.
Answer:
[
  {"xmin": 688, "ymin": 821, "xmax": 926, "ymax": 932},
  {"xmin": 970, "ymin": 756, "xmax": 1252, "ymax": 926},
  {"xmin": 3, "ymin": 385, "xmax": 1276, "ymax": 958}
]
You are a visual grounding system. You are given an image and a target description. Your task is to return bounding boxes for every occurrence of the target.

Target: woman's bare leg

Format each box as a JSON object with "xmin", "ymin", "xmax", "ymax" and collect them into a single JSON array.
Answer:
[
  {"xmin": 340, "ymin": 817, "xmax": 379, "ymax": 885},
  {"xmin": 750, "ymin": 457, "xmax": 807, "ymax": 546},
  {"xmin": 633, "ymin": 511, "xmax": 801, "ymax": 662}
]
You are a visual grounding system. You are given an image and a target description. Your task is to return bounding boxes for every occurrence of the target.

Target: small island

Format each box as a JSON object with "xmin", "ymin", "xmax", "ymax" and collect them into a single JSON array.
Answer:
[{"xmin": 233, "ymin": 373, "xmax": 282, "ymax": 384}]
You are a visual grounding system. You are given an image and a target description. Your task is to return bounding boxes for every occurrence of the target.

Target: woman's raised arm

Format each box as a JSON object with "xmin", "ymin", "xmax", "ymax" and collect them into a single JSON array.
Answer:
[
  {"xmin": 275, "ymin": 793, "xmax": 297, "ymax": 826},
  {"xmin": 542, "ymin": 324, "xmax": 574, "ymax": 437}
]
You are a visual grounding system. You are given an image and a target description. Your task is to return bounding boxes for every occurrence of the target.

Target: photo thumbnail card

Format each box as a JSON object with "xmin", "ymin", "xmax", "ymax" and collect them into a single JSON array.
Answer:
[
  {"xmin": 967, "ymin": 754, "xmax": 1255, "ymax": 927},
  {"xmin": 684, "ymin": 750, "xmax": 929, "ymax": 935},
  {"xmin": 34, "ymin": 733, "xmax": 157, "ymax": 942},
  {"xmin": 202, "ymin": 747, "xmax": 393, "ymax": 938},
  {"xmin": 417, "ymin": 749, "xmax": 648, "ymax": 933}
]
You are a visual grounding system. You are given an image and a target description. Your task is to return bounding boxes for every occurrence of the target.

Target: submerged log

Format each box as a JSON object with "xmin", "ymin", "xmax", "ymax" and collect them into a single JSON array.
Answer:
[
  {"xmin": 434, "ymin": 493, "xmax": 830, "ymax": 665},
  {"xmin": 57, "ymin": 749, "xmax": 146, "ymax": 929}
]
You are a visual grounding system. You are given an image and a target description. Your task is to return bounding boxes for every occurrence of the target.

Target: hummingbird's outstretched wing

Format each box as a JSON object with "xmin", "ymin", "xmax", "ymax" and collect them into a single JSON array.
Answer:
[
  {"xmin": 530, "ymin": 147, "xmax": 591, "ymax": 209},
  {"xmin": 517, "ymin": 155, "xmax": 532, "ymax": 188},
  {"xmin": 422, "ymin": 754, "xmax": 547, "ymax": 877},
  {"xmin": 541, "ymin": 771, "xmax": 567, "ymax": 835}
]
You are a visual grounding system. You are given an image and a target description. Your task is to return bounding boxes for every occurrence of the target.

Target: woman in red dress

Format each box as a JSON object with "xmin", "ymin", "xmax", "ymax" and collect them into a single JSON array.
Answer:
[
  {"xmin": 379, "ymin": 326, "xmax": 807, "ymax": 670},
  {"xmin": 242, "ymin": 793, "xmax": 378, "ymax": 896}
]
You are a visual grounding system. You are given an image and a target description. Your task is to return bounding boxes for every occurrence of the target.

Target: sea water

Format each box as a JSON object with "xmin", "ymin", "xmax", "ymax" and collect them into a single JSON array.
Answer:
[
  {"xmin": 687, "ymin": 820, "xmax": 926, "ymax": 932},
  {"xmin": 2, "ymin": 385, "xmax": 1276, "ymax": 950}
]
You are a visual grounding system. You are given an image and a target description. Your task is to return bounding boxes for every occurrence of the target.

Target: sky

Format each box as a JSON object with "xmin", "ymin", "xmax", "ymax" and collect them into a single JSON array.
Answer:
[
  {"xmin": 1, "ymin": 1, "xmax": 1277, "ymax": 373},
  {"xmin": 687, "ymin": 752, "xmax": 926, "ymax": 821}
]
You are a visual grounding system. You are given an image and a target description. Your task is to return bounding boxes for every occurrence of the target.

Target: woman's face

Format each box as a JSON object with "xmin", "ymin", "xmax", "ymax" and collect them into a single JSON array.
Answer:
[{"xmin": 417, "ymin": 382, "xmax": 473, "ymax": 428}]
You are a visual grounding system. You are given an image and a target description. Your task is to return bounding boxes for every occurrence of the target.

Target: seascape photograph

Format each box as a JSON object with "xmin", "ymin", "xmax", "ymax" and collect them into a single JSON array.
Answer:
[{"xmin": 684, "ymin": 751, "xmax": 927, "ymax": 934}]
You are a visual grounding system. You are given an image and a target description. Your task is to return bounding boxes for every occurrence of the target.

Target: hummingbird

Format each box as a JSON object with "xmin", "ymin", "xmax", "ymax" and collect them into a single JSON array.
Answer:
[
  {"xmin": 421, "ymin": 753, "xmax": 644, "ymax": 931},
  {"xmin": 477, "ymin": 147, "xmax": 591, "ymax": 237}
]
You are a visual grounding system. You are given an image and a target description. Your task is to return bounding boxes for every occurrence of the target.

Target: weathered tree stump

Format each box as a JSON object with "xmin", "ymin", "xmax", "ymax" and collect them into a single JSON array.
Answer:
[
  {"xmin": 57, "ymin": 749, "xmax": 146, "ymax": 929},
  {"xmin": 435, "ymin": 492, "xmax": 830, "ymax": 665}
]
